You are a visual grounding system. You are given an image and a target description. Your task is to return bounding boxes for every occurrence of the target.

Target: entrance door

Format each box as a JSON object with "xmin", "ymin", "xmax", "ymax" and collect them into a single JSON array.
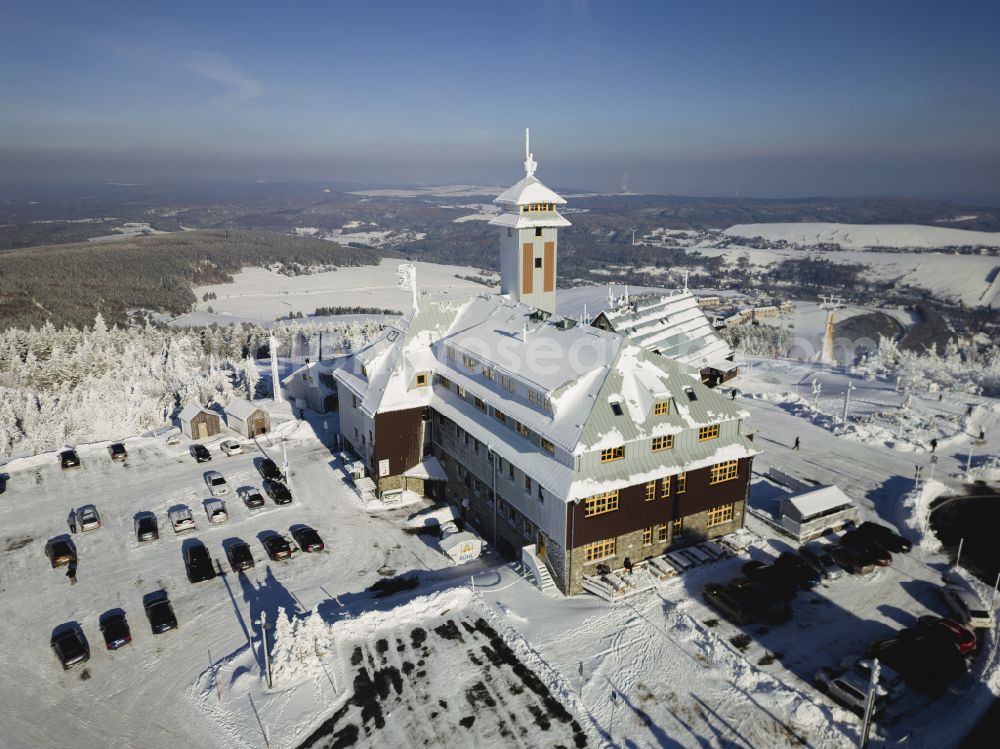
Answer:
[
  {"xmin": 536, "ymin": 532, "xmax": 546, "ymax": 559},
  {"xmin": 253, "ymin": 415, "xmax": 266, "ymax": 436},
  {"xmin": 196, "ymin": 420, "xmax": 207, "ymax": 439}
]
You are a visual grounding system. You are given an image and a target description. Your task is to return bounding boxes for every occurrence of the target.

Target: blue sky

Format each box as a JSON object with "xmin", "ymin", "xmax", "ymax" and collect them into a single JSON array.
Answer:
[{"xmin": 2, "ymin": 0, "xmax": 999, "ymax": 196}]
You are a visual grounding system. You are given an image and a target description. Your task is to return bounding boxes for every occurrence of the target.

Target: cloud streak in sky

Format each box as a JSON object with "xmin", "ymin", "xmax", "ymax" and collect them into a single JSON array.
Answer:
[{"xmin": 182, "ymin": 51, "xmax": 262, "ymax": 104}]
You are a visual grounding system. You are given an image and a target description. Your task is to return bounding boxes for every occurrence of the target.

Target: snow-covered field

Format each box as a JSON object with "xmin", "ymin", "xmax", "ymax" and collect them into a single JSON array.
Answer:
[
  {"xmin": 86, "ymin": 222, "xmax": 168, "ymax": 242},
  {"xmin": 168, "ymin": 259, "xmax": 491, "ymax": 326},
  {"xmin": 724, "ymin": 222, "xmax": 1000, "ymax": 250},
  {"xmin": 348, "ymin": 185, "xmax": 499, "ymax": 198},
  {"xmin": 3, "ymin": 353, "xmax": 999, "ymax": 749}
]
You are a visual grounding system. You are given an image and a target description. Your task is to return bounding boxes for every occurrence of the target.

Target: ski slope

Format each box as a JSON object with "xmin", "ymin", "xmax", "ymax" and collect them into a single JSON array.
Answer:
[{"xmin": 724, "ymin": 222, "xmax": 1000, "ymax": 250}]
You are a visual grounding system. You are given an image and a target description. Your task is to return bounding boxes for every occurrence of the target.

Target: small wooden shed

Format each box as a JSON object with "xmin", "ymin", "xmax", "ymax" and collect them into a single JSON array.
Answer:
[
  {"xmin": 179, "ymin": 405, "xmax": 221, "ymax": 440},
  {"xmin": 225, "ymin": 398, "xmax": 270, "ymax": 438}
]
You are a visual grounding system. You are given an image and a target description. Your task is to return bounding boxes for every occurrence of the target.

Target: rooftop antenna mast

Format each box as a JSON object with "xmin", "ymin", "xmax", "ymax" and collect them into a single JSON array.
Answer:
[{"xmin": 684, "ymin": 270, "xmax": 689, "ymax": 293}]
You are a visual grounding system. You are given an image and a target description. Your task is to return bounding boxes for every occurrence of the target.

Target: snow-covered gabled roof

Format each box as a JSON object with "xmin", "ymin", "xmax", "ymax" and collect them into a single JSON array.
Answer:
[
  {"xmin": 178, "ymin": 404, "xmax": 208, "ymax": 422},
  {"xmin": 782, "ymin": 486, "xmax": 854, "ymax": 518},
  {"xmin": 225, "ymin": 398, "xmax": 264, "ymax": 421},
  {"xmin": 334, "ymin": 299, "xmax": 465, "ymax": 416},
  {"xmin": 596, "ymin": 290, "xmax": 736, "ymax": 372},
  {"xmin": 493, "ymin": 175, "xmax": 566, "ymax": 207}
]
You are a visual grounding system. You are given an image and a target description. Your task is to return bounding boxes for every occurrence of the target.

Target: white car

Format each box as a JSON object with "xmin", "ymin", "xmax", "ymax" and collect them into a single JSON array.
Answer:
[
  {"xmin": 205, "ymin": 499, "xmax": 228, "ymax": 524},
  {"xmin": 220, "ymin": 439, "xmax": 243, "ymax": 456},
  {"xmin": 840, "ymin": 656, "xmax": 905, "ymax": 701},
  {"xmin": 165, "ymin": 434, "xmax": 181, "ymax": 446},
  {"xmin": 943, "ymin": 584, "xmax": 994, "ymax": 629},
  {"xmin": 205, "ymin": 470, "xmax": 229, "ymax": 496},
  {"xmin": 815, "ymin": 667, "xmax": 888, "ymax": 715},
  {"xmin": 77, "ymin": 504, "xmax": 101, "ymax": 531},
  {"xmin": 170, "ymin": 508, "xmax": 196, "ymax": 534}
]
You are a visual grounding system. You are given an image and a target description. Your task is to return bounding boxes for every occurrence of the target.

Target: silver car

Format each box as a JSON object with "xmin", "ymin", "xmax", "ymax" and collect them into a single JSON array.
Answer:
[
  {"xmin": 205, "ymin": 470, "xmax": 229, "ymax": 496},
  {"xmin": 800, "ymin": 542, "xmax": 842, "ymax": 580}
]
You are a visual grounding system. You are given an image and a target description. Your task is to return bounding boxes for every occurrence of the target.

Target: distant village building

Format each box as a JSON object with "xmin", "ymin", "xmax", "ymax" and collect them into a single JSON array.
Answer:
[
  {"xmin": 224, "ymin": 398, "xmax": 270, "ymax": 438},
  {"xmin": 592, "ymin": 291, "xmax": 738, "ymax": 386},
  {"xmin": 333, "ymin": 131, "xmax": 756, "ymax": 595},
  {"xmin": 179, "ymin": 405, "xmax": 221, "ymax": 440}
]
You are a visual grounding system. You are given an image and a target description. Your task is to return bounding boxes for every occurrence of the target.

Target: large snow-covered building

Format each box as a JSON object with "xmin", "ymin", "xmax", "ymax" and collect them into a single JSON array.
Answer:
[
  {"xmin": 333, "ymin": 132, "xmax": 756, "ymax": 594},
  {"xmin": 592, "ymin": 290, "xmax": 738, "ymax": 386}
]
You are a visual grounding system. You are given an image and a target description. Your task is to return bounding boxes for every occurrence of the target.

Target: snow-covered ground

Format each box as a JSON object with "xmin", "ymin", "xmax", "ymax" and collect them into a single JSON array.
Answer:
[
  {"xmin": 168, "ymin": 259, "xmax": 492, "ymax": 326},
  {"xmin": 724, "ymin": 222, "xmax": 1000, "ymax": 250},
  {"xmin": 3, "ymin": 354, "xmax": 999, "ymax": 749},
  {"xmin": 85, "ymin": 222, "xmax": 168, "ymax": 241},
  {"xmin": 348, "ymin": 185, "xmax": 500, "ymax": 198}
]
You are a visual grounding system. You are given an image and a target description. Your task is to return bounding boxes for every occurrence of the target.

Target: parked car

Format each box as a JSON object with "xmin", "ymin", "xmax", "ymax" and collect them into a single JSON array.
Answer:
[
  {"xmin": 840, "ymin": 530, "xmax": 892, "ymax": 566},
  {"xmin": 107, "ymin": 442, "xmax": 128, "ymax": 461},
  {"xmin": 99, "ymin": 612, "xmax": 132, "ymax": 650},
  {"xmin": 45, "ymin": 539, "xmax": 77, "ymax": 568},
  {"xmin": 728, "ymin": 578, "xmax": 791, "ymax": 623},
  {"xmin": 165, "ymin": 433, "xmax": 181, "ymax": 446},
  {"xmin": 258, "ymin": 458, "xmax": 282, "ymax": 482},
  {"xmin": 703, "ymin": 582, "xmax": 760, "ymax": 624},
  {"xmin": 205, "ymin": 498, "xmax": 228, "ymax": 524},
  {"xmin": 868, "ymin": 633, "xmax": 966, "ymax": 697},
  {"xmin": 942, "ymin": 584, "xmax": 994, "ymax": 629},
  {"xmin": 828, "ymin": 543, "xmax": 877, "ymax": 575},
  {"xmin": 220, "ymin": 439, "xmax": 243, "ymax": 456},
  {"xmin": 205, "ymin": 470, "xmax": 229, "ymax": 496},
  {"xmin": 841, "ymin": 655, "xmax": 905, "ymax": 701},
  {"xmin": 264, "ymin": 479, "xmax": 292, "ymax": 505},
  {"xmin": 915, "ymin": 616, "xmax": 977, "ymax": 655},
  {"xmin": 741, "ymin": 560, "xmax": 797, "ymax": 599},
  {"xmin": 184, "ymin": 542, "xmax": 217, "ymax": 583},
  {"xmin": 60, "ymin": 449, "xmax": 81, "ymax": 469},
  {"xmin": 773, "ymin": 552, "xmax": 821, "ymax": 589},
  {"xmin": 855, "ymin": 521, "xmax": 912, "ymax": 553},
  {"xmin": 135, "ymin": 514, "xmax": 159, "ymax": 542},
  {"xmin": 291, "ymin": 526, "xmax": 325, "ymax": 553},
  {"xmin": 189, "ymin": 444, "xmax": 212, "ymax": 463},
  {"xmin": 226, "ymin": 541, "xmax": 255, "ymax": 572},
  {"xmin": 799, "ymin": 542, "xmax": 842, "ymax": 581},
  {"xmin": 241, "ymin": 488, "xmax": 266, "ymax": 510},
  {"xmin": 815, "ymin": 667, "xmax": 888, "ymax": 715},
  {"xmin": 170, "ymin": 507, "xmax": 196, "ymax": 534},
  {"xmin": 51, "ymin": 628, "xmax": 89, "ymax": 669},
  {"xmin": 262, "ymin": 534, "xmax": 293, "ymax": 561},
  {"xmin": 77, "ymin": 504, "xmax": 101, "ymax": 531},
  {"xmin": 144, "ymin": 593, "xmax": 177, "ymax": 634}
]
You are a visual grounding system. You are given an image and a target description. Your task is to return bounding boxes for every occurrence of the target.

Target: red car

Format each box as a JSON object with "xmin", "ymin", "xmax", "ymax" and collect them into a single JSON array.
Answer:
[{"xmin": 916, "ymin": 616, "xmax": 977, "ymax": 655}]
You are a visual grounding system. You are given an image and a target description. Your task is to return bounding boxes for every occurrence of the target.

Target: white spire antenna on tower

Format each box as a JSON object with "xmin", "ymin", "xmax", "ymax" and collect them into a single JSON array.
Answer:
[
  {"xmin": 524, "ymin": 127, "xmax": 537, "ymax": 178},
  {"xmin": 397, "ymin": 263, "xmax": 418, "ymax": 312}
]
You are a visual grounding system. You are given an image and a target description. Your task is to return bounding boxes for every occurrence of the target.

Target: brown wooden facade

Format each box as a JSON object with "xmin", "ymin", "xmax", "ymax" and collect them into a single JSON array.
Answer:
[
  {"xmin": 566, "ymin": 457, "xmax": 752, "ymax": 548},
  {"xmin": 373, "ymin": 407, "xmax": 427, "ymax": 477},
  {"xmin": 188, "ymin": 410, "xmax": 221, "ymax": 440}
]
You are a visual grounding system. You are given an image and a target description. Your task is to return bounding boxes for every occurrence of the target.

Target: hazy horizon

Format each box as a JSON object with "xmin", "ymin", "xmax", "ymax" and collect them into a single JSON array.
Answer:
[{"xmin": 2, "ymin": 0, "xmax": 999, "ymax": 198}]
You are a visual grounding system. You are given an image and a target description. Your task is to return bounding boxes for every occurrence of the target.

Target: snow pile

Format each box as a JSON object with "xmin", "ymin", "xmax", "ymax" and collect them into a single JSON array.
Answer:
[{"xmin": 898, "ymin": 479, "xmax": 950, "ymax": 552}]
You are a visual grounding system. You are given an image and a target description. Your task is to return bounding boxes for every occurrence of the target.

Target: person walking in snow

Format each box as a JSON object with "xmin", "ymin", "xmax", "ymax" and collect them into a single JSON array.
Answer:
[
  {"xmin": 68, "ymin": 509, "xmax": 77, "ymax": 534},
  {"xmin": 623, "ymin": 557, "xmax": 633, "ymax": 575},
  {"xmin": 731, "ymin": 389, "xmax": 737, "ymax": 400},
  {"xmin": 979, "ymin": 429, "xmax": 986, "ymax": 442},
  {"xmin": 67, "ymin": 559, "xmax": 77, "ymax": 585},
  {"xmin": 299, "ymin": 408, "xmax": 305, "ymax": 420},
  {"xmin": 930, "ymin": 438, "xmax": 937, "ymax": 454},
  {"xmin": 793, "ymin": 436, "xmax": 800, "ymax": 451}
]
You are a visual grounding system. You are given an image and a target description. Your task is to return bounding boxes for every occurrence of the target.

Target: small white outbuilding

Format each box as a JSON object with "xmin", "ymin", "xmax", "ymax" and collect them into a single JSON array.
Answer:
[
  {"xmin": 224, "ymin": 398, "xmax": 270, "ymax": 438},
  {"xmin": 779, "ymin": 485, "xmax": 858, "ymax": 541}
]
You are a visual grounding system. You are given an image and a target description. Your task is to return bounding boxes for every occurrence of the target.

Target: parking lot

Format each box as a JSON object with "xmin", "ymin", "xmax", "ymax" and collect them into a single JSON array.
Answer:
[{"xmin": 0, "ymin": 429, "xmax": 454, "ymax": 749}]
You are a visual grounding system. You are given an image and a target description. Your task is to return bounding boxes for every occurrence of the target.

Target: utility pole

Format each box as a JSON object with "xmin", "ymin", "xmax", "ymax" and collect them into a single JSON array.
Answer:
[
  {"xmin": 858, "ymin": 658, "xmax": 881, "ymax": 748},
  {"xmin": 914, "ymin": 464, "xmax": 923, "ymax": 491},
  {"xmin": 956, "ymin": 537, "xmax": 965, "ymax": 568},
  {"xmin": 965, "ymin": 443, "xmax": 975, "ymax": 481},
  {"xmin": 282, "ymin": 441, "xmax": 289, "ymax": 486},
  {"xmin": 841, "ymin": 381, "xmax": 855, "ymax": 424},
  {"xmin": 259, "ymin": 611, "xmax": 272, "ymax": 688}
]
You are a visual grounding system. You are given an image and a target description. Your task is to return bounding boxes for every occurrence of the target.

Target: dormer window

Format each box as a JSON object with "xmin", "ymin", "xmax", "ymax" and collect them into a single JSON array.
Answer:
[
  {"xmin": 414, "ymin": 373, "xmax": 428, "ymax": 387},
  {"xmin": 653, "ymin": 400, "xmax": 670, "ymax": 416},
  {"xmin": 684, "ymin": 387, "xmax": 697, "ymax": 402},
  {"xmin": 610, "ymin": 402, "xmax": 624, "ymax": 417}
]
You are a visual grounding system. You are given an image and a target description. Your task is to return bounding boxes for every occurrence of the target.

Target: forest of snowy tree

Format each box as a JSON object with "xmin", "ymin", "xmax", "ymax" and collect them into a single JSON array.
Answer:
[{"xmin": 0, "ymin": 315, "xmax": 383, "ymax": 457}]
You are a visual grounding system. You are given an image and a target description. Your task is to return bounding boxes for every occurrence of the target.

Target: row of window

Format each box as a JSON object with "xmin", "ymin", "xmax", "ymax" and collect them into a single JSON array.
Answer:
[
  {"xmin": 583, "ymin": 504, "xmax": 736, "ymax": 563},
  {"xmin": 446, "ymin": 346, "xmax": 552, "ymax": 414},
  {"xmin": 446, "ymin": 418, "xmax": 546, "ymax": 503},
  {"xmin": 599, "ymin": 423, "xmax": 721, "ymax": 463},
  {"xmin": 521, "ymin": 203, "xmax": 556, "ymax": 212},
  {"xmin": 643, "ymin": 472, "xmax": 688, "ymax": 501},
  {"xmin": 586, "ymin": 461, "xmax": 737, "ymax": 516},
  {"xmin": 441, "ymin": 376, "xmax": 556, "ymax": 456}
]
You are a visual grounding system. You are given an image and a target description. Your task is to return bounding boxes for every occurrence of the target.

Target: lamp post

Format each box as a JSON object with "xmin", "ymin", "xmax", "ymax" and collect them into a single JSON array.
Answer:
[{"xmin": 258, "ymin": 611, "xmax": 272, "ymax": 688}]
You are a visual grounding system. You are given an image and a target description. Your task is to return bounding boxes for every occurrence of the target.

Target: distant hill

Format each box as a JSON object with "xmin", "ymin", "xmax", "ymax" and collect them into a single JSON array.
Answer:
[
  {"xmin": 0, "ymin": 230, "xmax": 384, "ymax": 330},
  {"xmin": 723, "ymin": 222, "xmax": 1000, "ymax": 250}
]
